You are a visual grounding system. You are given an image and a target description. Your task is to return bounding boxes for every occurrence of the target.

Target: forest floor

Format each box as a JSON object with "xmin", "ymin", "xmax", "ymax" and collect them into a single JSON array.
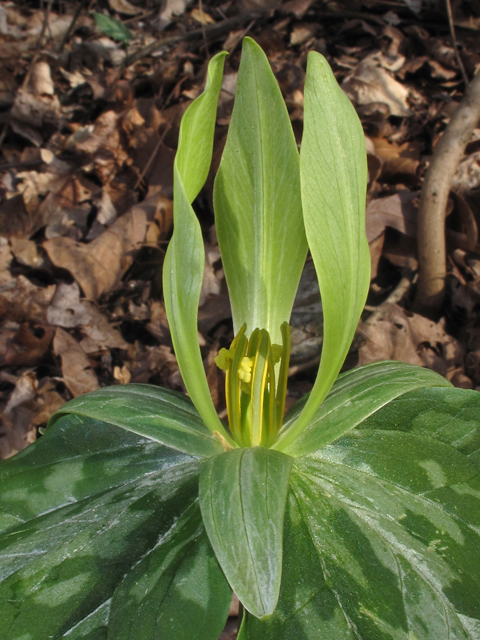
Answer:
[{"xmin": 1, "ymin": 0, "xmax": 480, "ymax": 506}]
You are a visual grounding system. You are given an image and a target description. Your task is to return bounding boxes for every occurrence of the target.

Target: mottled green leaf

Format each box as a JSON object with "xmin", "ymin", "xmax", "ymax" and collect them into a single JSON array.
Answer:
[
  {"xmin": 245, "ymin": 387, "xmax": 480, "ymax": 639},
  {"xmin": 163, "ymin": 52, "xmax": 235, "ymax": 445},
  {"xmin": 0, "ymin": 412, "xmax": 195, "ymax": 535},
  {"xmin": 214, "ymin": 37, "xmax": 307, "ymax": 346},
  {"xmin": 279, "ymin": 51, "xmax": 370, "ymax": 451},
  {"xmin": 0, "ymin": 414, "xmax": 228, "ymax": 640},
  {"xmin": 108, "ymin": 503, "xmax": 231, "ymax": 640},
  {"xmin": 94, "ymin": 13, "xmax": 132, "ymax": 42},
  {"xmin": 199, "ymin": 447, "xmax": 293, "ymax": 619},
  {"xmin": 48, "ymin": 384, "xmax": 223, "ymax": 458},
  {"xmin": 275, "ymin": 361, "xmax": 451, "ymax": 456}
]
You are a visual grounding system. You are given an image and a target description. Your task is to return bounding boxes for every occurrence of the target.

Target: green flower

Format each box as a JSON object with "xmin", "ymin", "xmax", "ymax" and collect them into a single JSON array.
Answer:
[{"xmin": 163, "ymin": 37, "xmax": 370, "ymax": 454}]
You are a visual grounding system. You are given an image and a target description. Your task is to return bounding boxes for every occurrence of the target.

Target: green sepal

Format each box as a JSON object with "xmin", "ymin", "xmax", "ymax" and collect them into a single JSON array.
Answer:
[{"xmin": 199, "ymin": 447, "xmax": 293, "ymax": 619}]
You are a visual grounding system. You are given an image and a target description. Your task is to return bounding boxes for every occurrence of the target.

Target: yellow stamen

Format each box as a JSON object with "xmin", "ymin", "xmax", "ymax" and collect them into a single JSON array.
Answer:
[{"xmin": 215, "ymin": 322, "xmax": 291, "ymax": 447}]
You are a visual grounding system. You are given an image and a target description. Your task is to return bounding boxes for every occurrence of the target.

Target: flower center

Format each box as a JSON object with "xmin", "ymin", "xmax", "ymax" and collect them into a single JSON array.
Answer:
[{"xmin": 215, "ymin": 322, "xmax": 291, "ymax": 447}]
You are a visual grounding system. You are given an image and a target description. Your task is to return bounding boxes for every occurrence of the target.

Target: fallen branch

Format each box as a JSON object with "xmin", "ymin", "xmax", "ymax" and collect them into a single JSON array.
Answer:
[{"xmin": 414, "ymin": 67, "xmax": 480, "ymax": 317}]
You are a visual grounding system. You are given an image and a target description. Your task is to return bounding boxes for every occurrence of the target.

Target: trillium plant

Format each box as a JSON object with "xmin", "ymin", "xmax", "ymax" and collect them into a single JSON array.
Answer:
[{"xmin": 1, "ymin": 38, "xmax": 479, "ymax": 640}]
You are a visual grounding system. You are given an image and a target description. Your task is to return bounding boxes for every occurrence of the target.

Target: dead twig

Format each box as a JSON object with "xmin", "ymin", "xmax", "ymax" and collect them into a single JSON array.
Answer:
[
  {"xmin": 365, "ymin": 273, "xmax": 415, "ymax": 326},
  {"xmin": 288, "ymin": 355, "xmax": 321, "ymax": 378},
  {"xmin": 414, "ymin": 68, "xmax": 480, "ymax": 317},
  {"xmin": 57, "ymin": 0, "xmax": 86, "ymax": 54},
  {"xmin": 198, "ymin": 0, "xmax": 210, "ymax": 60},
  {"xmin": 133, "ymin": 123, "xmax": 171, "ymax": 191},
  {"xmin": 445, "ymin": 0, "xmax": 468, "ymax": 86},
  {"xmin": 36, "ymin": 0, "xmax": 53, "ymax": 49},
  {"xmin": 227, "ymin": 19, "xmax": 256, "ymax": 55}
]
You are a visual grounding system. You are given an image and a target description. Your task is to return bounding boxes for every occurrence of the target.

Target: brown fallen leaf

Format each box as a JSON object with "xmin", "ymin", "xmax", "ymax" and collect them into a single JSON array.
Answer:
[
  {"xmin": 146, "ymin": 301, "xmax": 171, "ymax": 343},
  {"xmin": 427, "ymin": 59, "xmax": 457, "ymax": 81},
  {"xmin": 127, "ymin": 343, "xmax": 178, "ymax": 385},
  {"xmin": 10, "ymin": 237, "xmax": 42, "ymax": 268},
  {"xmin": 80, "ymin": 312, "xmax": 128, "ymax": 354},
  {"xmin": 16, "ymin": 168, "xmax": 75, "ymax": 231},
  {"xmin": 241, "ymin": 0, "xmax": 282, "ymax": 9},
  {"xmin": 53, "ymin": 328, "xmax": 99, "ymax": 397},
  {"xmin": 191, "ymin": 8, "xmax": 215, "ymax": 24},
  {"xmin": 290, "ymin": 24, "xmax": 316, "ymax": 46},
  {"xmin": 0, "ymin": 276, "xmax": 56, "ymax": 324},
  {"xmin": 3, "ymin": 323, "xmax": 54, "ymax": 367},
  {"xmin": 1, "ymin": 371, "xmax": 38, "ymax": 459},
  {"xmin": 159, "ymin": 0, "xmax": 188, "ymax": 24},
  {"xmin": 66, "ymin": 111, "xmax": 129, "ymax": 185},
  {"xmin": 10, "ymin": 89, "xmax": 61, "ymax": 147},
  {"xmin": 143, "ymin": 191, "xmax": 173, "ymax": 245},
  {"xmin": 0, "ymin": 195, "xmax": 32, "ymax": 240},
  {"xmin": 382, "ymin": 232, "xmax": 418, "ymax": 271},
  {"xmin": 452, "ymin": 151, "xmax": 480, "ymax": 194},
  {"xmin": 44, "ymin": 205, "xmax": 151, "ymax": 300},
  {"xmin": 198, "ymin": 293, "xmax": 232, "ymax": 335},
  {"xmin": 114, "ymin": 364, "xmax": 132, "ymax": 384},
  {"xmin": 31, "ymin": 379, "xmax": 65, "ymax": 428},
  {"xmin": 280, "ymin": 0, "xmax": 312, "ymax": 19},
  {"xmin": 366, "ymin": 191, "xmax": 418, "ymax": 242},
  {"xmin": 358, "ymin": 303, "xmax": 464, "ymax": 379},
  {"xmin": 369, "ymin": 234, "xmax": 385, "ymax": 280},
  {"xmin": 29, "ymin": 61, "xmax": 55, "ymax": 96},
  {"xmin": 342, "ymin": 53, "xmax": 411, "ymax": 117},
  {"xmin": 47, "ymin": 283, "xmax": 95, "ymax": 328},
  {"xmin": 108, "ymin": 0, "xmax": 142, "ymax": 14},
  {"xmin": 200, "ymin": 240, "xmax": 224, "ymax": 306},
  {"xmin": 0, "ymin": 238, "xmax": 13, "ymax": 287},
  {"xmin": 47, "ymin": 282, "xmax": 128, "ymax": 353}
]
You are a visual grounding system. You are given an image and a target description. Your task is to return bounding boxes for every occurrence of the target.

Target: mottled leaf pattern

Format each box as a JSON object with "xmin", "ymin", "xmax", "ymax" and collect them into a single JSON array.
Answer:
[
  {"xmin": 0, "ymin": 415, "xmax": 230, "ymax": 640},
  {"xmin": 108, "ymin": 505, "xmax": 231, "ymax": 640},
  {"xmin": 244, "ymin": 387, "xmax": 480, "ymax": 638}
]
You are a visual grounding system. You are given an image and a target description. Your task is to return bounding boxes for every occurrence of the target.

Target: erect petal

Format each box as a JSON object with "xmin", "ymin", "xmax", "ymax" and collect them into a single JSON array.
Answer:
[
  {"xmin": 273, "ymin": 52, "xmax": 370, "ymax": 452},
  {"xmin": 163, "ymin": 52, "xmax": 236, "ymax": 447}
]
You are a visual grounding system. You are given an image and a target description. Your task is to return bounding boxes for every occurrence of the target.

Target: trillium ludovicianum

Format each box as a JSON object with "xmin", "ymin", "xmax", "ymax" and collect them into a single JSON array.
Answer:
[
  {"xmin": 160, "ymin": 38, "xmax": 376, "ymax": 617},
  {"xmin": 163, "ymin": 36, "xmax": 371, "ymax": 455},
  {"xmin": 1, "ymin": 36, "xmax": 478, "ymax": 639}
]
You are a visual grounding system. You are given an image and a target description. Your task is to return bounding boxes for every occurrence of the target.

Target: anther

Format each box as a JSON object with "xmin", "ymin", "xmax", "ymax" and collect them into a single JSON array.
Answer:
[{"xmin": 238, "ymin": 356, "xmax": 254, "ymax": 383}]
